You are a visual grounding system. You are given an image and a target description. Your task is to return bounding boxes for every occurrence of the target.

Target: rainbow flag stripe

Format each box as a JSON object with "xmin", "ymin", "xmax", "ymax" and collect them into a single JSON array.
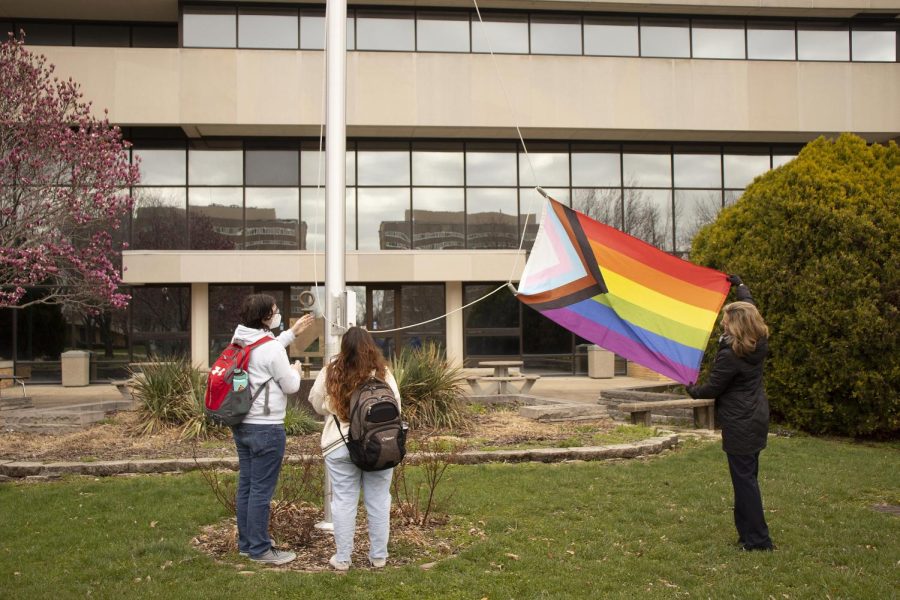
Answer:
[{"xmin": 516, "ymin": 198, "xmax": 730, "ymax": 384}]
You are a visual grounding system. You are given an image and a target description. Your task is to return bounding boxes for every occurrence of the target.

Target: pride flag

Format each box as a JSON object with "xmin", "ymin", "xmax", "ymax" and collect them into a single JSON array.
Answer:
[{"xmin": 516, "ymin": 198, "xmax": 730, "ymax": 385}]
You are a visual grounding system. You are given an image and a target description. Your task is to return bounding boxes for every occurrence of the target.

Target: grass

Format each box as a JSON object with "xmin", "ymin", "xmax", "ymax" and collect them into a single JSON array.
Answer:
[
  {"xmin": 477, "ymin": 424, "xmax": 658, "ymax": 451},
  {"xmin": 1, "ymin": 436, "xmax": 898, "ymax": 599}
]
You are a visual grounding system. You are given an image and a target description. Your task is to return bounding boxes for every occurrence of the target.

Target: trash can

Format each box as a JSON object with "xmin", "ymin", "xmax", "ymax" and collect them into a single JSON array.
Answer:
[
  {"xmin": 61, "ymin": 350, "xmax": 91, "ymax": 387},
  {"xmin": 587, "ymin": 345, "xmax": 615, "ymax": 378}
]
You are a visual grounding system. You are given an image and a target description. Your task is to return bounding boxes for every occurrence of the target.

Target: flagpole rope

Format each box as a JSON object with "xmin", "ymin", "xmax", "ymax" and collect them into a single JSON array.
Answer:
[{"xmin": 306, "ymin": 4, "xmax": 546, "ymax": 334}]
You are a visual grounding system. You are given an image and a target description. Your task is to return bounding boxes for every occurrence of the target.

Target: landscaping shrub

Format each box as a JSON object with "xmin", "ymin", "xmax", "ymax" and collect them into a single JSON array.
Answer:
[
  {"xmin": 131, "ymin": 356, "xmax": 224, "ymax": 439},
  {"xmin": 690, "ymin": 134, "xmax": 899, "ymax": 436},
  {"xmin": 283, "ymin": 406, "xmax": 321, "ymax": 436},
  {"xmin": 390, "ymin": 342, "xmax": 470, "ymax": 431}
]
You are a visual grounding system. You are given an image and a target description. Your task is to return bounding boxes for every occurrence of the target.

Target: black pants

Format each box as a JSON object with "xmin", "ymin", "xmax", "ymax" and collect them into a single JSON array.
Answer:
[{"xmin": 726, "ymin": 452, "xmax": 773, "ymax": 549}]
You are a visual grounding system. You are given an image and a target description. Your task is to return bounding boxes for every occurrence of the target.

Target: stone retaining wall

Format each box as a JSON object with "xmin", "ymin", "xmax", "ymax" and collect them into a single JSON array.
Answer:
[{"xmin": 0, "ymin": 433, "xmax": 679, "ymax": 479}]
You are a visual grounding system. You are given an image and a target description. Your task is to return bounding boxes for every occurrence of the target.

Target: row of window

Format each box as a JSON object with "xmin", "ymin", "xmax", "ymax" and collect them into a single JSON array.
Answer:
[
  {"xmin": 0, "ymin": 281, "xmax": 602, "ymax": 380},
  {"xmin": 125, "ymin": 141, "xmax": 797, "ymax": 255},
  {"xmin": 181, "ymin": 5, "xmax": 898, "ymax": 62},
  {"xmin": 4, "ymin": 20, "xmax": 177, "ymax": 47},
  {"xmin": 8, "ymin": 9, "xmax": 897, "ymax": 62}
]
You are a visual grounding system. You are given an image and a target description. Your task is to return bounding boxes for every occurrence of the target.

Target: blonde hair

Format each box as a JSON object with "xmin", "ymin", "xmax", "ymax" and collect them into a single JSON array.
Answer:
[{"xmin": 722, "ymin": 301, "xmax": 769, "ymax": 358}]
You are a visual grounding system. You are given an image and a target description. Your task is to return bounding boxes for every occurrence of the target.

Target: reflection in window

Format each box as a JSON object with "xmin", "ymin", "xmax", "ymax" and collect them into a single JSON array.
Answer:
[
  {"xmin": 747, "ymin": 23, "xmax": 795, "ymax": 60},
  {"xmin": 74, "ymin": 25, "xmax": 130, "ymax": 47},
  {"xmin": 723, "ymin": 154, "xmax": 770, "ymax": 188},
  {"xmin": 371, "ymin": 289, "xmax": 395, "ymax": 330},
  {"xmin": 358, "ymin": 188, "xmax": 410, "ymax": 249},
  {"xmin": 674, "ymin": 154, "xmax": 721, "ymax": 188},
  {"xmin": 623, "ymin": 153, "xmax": 671, "ymax": 187},
  {"xmin": 238, "ymin": 9, "xmax": 298, "ymax": 49},
  {"xmin": 301, "ymin": 149, "xmax": 355, "ymax": 186},
  {"xmin": 183, "ymin": 7, "xmax": 236, "ymax": 48},
  {"xmin": 692, "ymin": 21, "xmax": 745, "ymax": 59},
  {"xmin": 519, "ymin": 153, "xmax": 569, "ymax": 187},
  {"xmin": 416, "ymin": 13, "xmax": 470, "ymax": 52},
  {"xmin": 131, "ymin": 188, "xmax": 187, "ymax": 250},
  {"xmin": 245, "ymin": 188, "xmax": 299, "ymax": 250},
  {"xmin": 571, "ymin": 153, "xmax": 621, "ymax": 187},
  {"xmin": 584, "ymin": 17, "xmax": 639, "ymax": 56},
  {"xmin": 472, "ymin": 15, "xmax": 529, "ymax": 54},
  {"xmin": 188, "ymin": 188, "xmax": 243, "ymax": 249},
  {"xmin": 625, "ymin": 189, "xmax": 672, "ymax": 251},
  {"xmin": 530, "ymin": 16, "xmax": 582, "ymax": 56},
  {"xmin": 640, "ymin": 20, "xmax": 690, "ymax": 58},
  {"xmin": 401, "ymin": 285, "xmax": 446, "ymax": 345},
  {"xmin": 771, "ymin": 154, "xmax": 796, "ymax": 169},
  {"xmin": 852, "ymin": 29, "xmax": 896, "ymax": 62},
  {"xmin": 412, "ymin": 149, "xmax": 464, "ymax": 185},
  {"xmin": 357, "ymin": 149, "xmax": 410, "ymax": 185},
  {"xmin": 412, "ymin": 188, "xmax": 465, "ymax": 249},
  {"xmin": 131, "ymin": 286, "xmax": 190, "ymax": 359},
  {"xmin": 19, "ymin": 22, "xmax": 72, "ymax": 45},
  {"xmin": 300, "ymin": 188, "xmax": 355, "ymax": 251},
  {"xmin": 573, "ymin": 188, "xmax": 624, "ymax": 230},
  {"xmin": 357, "ymin": 12, "xmax": 414, "ymax": 51},
  {"xmin": 188, "ymin": 150, "xmax": 243, "ymax": 185},
  {"xmin": 675, "ymin": 190, "xmax": 722, "ymax": 252},
  {"xmin": 798, "ymin": 25, "xmax": 849, "ymax": 61},
  {"xmin": 134, "ymin": 149, "xmax": 186, "ymax": 185},
  {"xmin": 467, "ymin": 188, "xmax": 518, "ymax": 249},
  {"xmin": 209, "ymin": 285, "xmax": 254, "ymax": 363},
  {"xmin": 466, "ymin": 150, "xmax": 517, "ymax": 185},
  {"xmin": 246, "ymin": 150, "xmax": 299, "ymax": 186}
]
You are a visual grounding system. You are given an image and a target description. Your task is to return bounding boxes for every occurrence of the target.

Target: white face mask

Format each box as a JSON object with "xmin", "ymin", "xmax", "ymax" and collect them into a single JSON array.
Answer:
[{"xmin": 267, "ymin": 313, "xmax": 282, "ymax": 330}]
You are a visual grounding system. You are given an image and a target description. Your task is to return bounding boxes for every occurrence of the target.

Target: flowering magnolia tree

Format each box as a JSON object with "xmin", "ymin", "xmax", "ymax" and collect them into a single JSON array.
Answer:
[{"xmin": 0, "ymin": 35, "xmax": 140, "ymax": 312}]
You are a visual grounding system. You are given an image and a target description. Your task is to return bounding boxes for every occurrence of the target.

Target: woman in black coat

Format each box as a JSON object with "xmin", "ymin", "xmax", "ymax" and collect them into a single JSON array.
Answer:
[{"xmin": 687, "ymin": 275, "xmax": 775, "ymax": 551}]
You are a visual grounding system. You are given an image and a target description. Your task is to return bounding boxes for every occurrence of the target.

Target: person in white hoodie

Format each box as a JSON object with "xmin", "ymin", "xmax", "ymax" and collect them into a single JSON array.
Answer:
[
  {"xmin": 231, "ymin": 293, "xmax": 314, "ymax": 566},
  {"xmin": 308, "ymin": 326, "xmax": 401, "ymax": 571}
]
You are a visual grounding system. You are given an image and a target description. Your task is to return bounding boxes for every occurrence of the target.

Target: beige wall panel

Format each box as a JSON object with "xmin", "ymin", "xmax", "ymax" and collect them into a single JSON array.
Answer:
[
  {"xmin": 797, "ymin": 62, "xmax": 852, "ymax": 131},
  {"xmin": 35, "ymin": 48, "xmax": 899, "ymax": 141},
  {"xmin": 236, "ymin": 52, "xmax": 324, "ymax": 125},
  {"xmin": 180, "ymin": 50, "xmax": 238, "ymax": 124},
  {"xmin": 124, "ymin": 251, "xmax": 524, "ymax": 284},
  {"xmin": 115, "ymin": 50, "xmax": 180, "ymax": 122}
]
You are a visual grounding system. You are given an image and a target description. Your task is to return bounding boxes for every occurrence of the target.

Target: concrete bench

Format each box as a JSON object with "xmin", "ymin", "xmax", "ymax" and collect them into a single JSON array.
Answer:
[
  {"xmin": 466, "ymin": 374, "xmax": 540, "ymax": 395},
  {"xmin": 618, "ymin": 398, "xmax": 715, "ymax": 428}
]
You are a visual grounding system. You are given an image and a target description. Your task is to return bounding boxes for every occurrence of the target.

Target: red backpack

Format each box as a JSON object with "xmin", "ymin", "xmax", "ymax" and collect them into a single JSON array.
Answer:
[{"xmin": 205, "ymin": 337, "xmax": 275, "ymax": 426}]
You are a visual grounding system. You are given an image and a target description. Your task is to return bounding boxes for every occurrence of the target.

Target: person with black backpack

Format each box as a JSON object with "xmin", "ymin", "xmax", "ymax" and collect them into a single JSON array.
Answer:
[
  {"xmin": 230, "ymin": 294, "xmax": 314, "ymax": 566},
  {"xmin": 308, "ymin": 326, "xmax": 405, "ymax": 571}
]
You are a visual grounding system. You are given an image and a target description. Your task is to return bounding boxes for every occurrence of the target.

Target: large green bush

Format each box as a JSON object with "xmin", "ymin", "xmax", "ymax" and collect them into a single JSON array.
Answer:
[{"xmin": 690, "ymin": 134, "xmax": 899, "ymax": 437}]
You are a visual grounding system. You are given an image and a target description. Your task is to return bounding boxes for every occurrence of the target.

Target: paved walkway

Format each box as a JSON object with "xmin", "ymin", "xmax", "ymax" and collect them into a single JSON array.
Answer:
[{"xmin": 14, "ymin": 374, "xmax": 673, "ymax": 409}]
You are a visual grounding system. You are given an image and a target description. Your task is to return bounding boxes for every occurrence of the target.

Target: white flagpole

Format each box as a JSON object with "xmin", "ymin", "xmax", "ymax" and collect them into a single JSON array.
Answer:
[{"xmin": 316, "ymin": 0, "xmax": 348, "ymax": 532}]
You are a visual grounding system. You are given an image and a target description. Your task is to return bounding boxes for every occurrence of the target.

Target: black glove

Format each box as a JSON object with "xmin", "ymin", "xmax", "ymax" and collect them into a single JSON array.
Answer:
[
  {"xmin": 685, "ymin": 385, "xmax": 697, "ymax": 398},
  {"xmin": 727, "ymin": 274, "xmax": 743, "ymax": 286}
]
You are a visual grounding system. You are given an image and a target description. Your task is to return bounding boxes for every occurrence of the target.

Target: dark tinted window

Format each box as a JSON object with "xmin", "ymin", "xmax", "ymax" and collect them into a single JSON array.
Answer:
[
  {"xmin": 132, "ymin": 25, "xmax": 178, "ymax": 48},
  {"xmin": 74, "ymin": 24, "xmax": 130, "ymax": 47},
  {"xmin": 19, "ymin": 22, "xmax": 72, "ymax": 45}
]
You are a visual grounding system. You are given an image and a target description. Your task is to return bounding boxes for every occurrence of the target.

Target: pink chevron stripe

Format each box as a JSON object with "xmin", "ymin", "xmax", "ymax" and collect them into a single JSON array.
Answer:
[{"xmin": 525, "ymin": 209, "xmax": 580, "ymax": 288}]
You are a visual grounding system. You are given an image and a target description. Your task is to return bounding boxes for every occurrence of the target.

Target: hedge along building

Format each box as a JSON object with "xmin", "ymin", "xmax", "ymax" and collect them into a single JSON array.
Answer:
[{"xmin": 0, "ymin": 0, "xmax": 897, "ymax": 383}]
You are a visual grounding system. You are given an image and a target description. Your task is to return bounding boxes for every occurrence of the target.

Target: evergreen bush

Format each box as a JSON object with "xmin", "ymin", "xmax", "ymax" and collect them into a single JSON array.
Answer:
[
  {"xmin": 690, "ymin": 134, "xmax": 899, "ymax": 436},
  {"xmin": 390, "ymin": 342, "xmax": 470, "ymax": 431}
]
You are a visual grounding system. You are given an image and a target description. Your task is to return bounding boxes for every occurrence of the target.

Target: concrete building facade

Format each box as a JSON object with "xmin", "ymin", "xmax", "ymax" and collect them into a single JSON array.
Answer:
[{"xmin": 1, "ymin": 0, "xmax": 897, "ymax": 381}]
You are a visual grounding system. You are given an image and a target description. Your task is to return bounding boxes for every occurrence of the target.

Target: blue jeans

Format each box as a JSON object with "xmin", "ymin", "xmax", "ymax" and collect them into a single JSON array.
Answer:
[
  {"xmin": 325, "ymin": 444, "xmax": 394, "ymax": 563},
  {"xmin": 232, "ymin": 423, "xmax": 286, "ymax": 558}
]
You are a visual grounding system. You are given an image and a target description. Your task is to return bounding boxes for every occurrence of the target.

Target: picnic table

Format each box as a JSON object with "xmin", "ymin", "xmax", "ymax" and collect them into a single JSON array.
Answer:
[{"xmin": 466, "ymin": 360, "xmax": 540, "ymax": 395}]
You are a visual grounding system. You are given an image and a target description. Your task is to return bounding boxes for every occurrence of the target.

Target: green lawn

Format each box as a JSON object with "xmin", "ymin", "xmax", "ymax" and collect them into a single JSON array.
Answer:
[{"xmin": 1, "ymin": 436, "xmax": 897, "ymax": 599}]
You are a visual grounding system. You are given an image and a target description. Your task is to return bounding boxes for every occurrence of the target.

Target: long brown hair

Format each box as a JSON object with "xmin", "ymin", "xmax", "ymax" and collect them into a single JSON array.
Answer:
[
  {"xmin": 325, "ymin": 327, "xmax": 387, "ymax": 421},
  {"xmin": 722, "ymin": 301, "xmax": 769, "ymax": 358}
]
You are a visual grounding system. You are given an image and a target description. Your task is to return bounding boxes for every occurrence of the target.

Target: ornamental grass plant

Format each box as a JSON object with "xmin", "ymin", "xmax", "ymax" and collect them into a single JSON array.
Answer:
[{"xmin": 390, "ymin": 342, "xmax": 470, "ymax": 431}]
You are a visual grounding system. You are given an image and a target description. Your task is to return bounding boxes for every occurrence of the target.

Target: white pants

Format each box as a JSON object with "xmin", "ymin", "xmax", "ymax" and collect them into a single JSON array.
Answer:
[{"xmin": 324, "ymin": 444, "xmax": 394, "ymax": 563}]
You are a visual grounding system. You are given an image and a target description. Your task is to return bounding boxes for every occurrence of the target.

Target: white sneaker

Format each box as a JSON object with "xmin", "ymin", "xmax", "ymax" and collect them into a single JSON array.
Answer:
[
  {"xmin": 251, "ymin": 548, "xmax": 296, "ymax": 565},
  {"xmin": 329, "ymin": 555, "xmax": 350, "ymax": 571},
  {"xmin": 369, "ymin": 557, "xmax": 387, "ymax": 569}
]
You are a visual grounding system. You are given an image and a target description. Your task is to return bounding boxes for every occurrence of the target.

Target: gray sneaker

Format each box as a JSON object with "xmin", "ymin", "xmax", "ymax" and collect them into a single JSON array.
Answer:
[{"xmin": 251, "ymin": 548, "xmax": 296, "ymax": 565}]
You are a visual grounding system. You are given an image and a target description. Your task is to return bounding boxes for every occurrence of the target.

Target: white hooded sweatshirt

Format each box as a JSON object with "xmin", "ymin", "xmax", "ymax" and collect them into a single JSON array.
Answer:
[{"xmin": 230, "ymin": 324, "xmax": 301, "ymax": 425}]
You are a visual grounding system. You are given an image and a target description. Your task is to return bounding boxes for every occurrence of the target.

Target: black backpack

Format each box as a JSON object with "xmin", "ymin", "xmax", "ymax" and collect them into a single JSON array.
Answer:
[{"xmin": 335, "ymin": 376, "xmax": 408, "ymax": 471}]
